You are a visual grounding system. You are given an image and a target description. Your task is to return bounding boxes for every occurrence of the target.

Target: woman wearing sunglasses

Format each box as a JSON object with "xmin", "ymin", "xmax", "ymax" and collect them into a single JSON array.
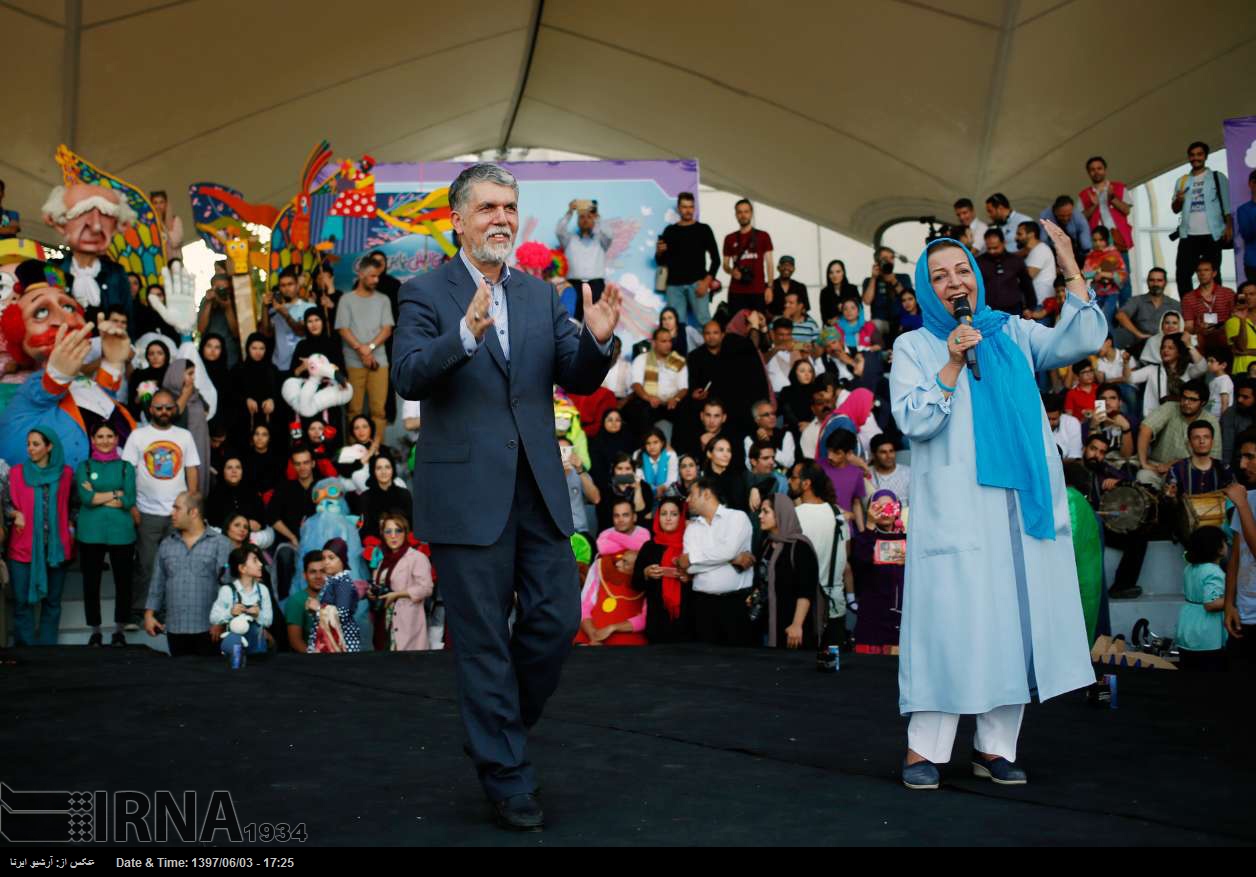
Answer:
[{"xmin": 369, "ymin": 512, "xmax": 435, "ymax": 651}]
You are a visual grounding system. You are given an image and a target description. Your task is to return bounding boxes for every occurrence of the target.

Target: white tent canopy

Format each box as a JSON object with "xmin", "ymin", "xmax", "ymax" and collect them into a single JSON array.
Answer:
[{"xmin": 4, "ymin": 0, "xmax": 1255, "ymax": 244}]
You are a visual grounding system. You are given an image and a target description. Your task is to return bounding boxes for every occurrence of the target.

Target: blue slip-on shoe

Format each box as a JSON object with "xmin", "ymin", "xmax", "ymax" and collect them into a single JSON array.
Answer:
[
  {"xmin": 901, "ymin": 758, "xmax": 941, "ymax": 790},
  {"xmin": 971, "ymin": 751, "xmax": 1027, "ymax": 785}
]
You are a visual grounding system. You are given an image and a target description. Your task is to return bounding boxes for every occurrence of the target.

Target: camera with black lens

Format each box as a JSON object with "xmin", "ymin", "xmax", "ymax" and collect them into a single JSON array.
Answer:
[
  {"xmin": 879, "ymin": 261, "xmax": 895, "ymax": 275},
  {"xmin": 736, "ymin": 265, "xmax": 755, "ymax": 283}
]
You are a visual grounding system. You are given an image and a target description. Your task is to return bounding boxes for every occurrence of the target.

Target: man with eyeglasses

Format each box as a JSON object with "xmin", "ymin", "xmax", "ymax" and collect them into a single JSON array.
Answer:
[
  {"xmin": 1136, "ymin": 380, "xmax": 1219, "ymax": 488},
  {"xmin": 743, "ymin": 400, "xmax": 795, "ymax": 471},
  {"xmin": 122, "ymin": 389, "xmax": 201, "ymax": 623},
  {"xmin": 976, "ymin": 228, "xmax": 1035, "ymax": 316}
]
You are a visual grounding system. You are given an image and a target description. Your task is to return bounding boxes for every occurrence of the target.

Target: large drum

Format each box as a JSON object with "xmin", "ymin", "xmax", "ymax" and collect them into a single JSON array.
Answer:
[
  {"xmin": 1098, "ymin": 484, "xmax": 1160, "ymax": 536},
  {"xmin": 1174, "ymin": 491, "xmax": 1228, "ymax": 544}
]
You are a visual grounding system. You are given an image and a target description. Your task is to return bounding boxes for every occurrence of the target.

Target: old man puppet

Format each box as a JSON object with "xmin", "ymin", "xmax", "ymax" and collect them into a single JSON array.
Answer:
[{"xmin": 44, "ymin": 183, "xmax": 136, "ymax": 325}]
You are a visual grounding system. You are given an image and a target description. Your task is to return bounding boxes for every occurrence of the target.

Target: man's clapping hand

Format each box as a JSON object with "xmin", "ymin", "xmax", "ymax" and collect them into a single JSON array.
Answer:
[{"xmin": 465, "ymin": 277, "xmax": 494, "ymax": 341}]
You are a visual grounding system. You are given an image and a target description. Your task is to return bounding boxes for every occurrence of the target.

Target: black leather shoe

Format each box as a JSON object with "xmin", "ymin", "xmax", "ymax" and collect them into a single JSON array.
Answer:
[
  {"xmin": 110, "ymin": 631, "xmax": 127, "ymax": 647},
  {"xmin": 494, "ymin": 793, "xmax": 544, "ymax": 831},
  {"xmin": 87, "ymin": 632, "xmax": 103, "ymax": 648}
]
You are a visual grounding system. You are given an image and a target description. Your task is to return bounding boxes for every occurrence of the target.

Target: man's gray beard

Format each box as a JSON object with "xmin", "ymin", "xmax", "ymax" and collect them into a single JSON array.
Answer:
[{"xmin": 469, "ymin": 234, "xmax": 514, "ymax": 266}]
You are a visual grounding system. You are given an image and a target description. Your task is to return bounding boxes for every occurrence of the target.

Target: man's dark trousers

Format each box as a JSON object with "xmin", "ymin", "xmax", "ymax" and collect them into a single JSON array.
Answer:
[{"xmin": 429, "ymin": 445, "xmax": 580, "ymax": 802}]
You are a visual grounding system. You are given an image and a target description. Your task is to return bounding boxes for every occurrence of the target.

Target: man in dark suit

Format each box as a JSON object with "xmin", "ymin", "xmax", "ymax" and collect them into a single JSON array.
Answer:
[{"xmin": 392, "ymin": 163, "xmax": 620, "ymax": 831}]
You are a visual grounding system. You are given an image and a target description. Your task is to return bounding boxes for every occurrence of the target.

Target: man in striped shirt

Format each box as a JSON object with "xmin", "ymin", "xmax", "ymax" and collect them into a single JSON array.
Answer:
[{"xmin": 783, "ymin": 290, "xmax": 820, "ymax": 350}]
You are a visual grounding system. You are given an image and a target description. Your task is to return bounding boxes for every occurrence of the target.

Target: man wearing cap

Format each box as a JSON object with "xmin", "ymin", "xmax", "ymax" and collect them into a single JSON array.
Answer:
[{"xmin": 767, "ymin": 255, "xmax": 809, "ymax": 318}]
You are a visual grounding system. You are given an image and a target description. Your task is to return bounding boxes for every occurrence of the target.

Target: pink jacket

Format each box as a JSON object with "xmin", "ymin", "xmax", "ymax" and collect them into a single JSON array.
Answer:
[
  {"xmin": 7, "ymin": 464, "xmax": 75, "ymax": 564},
  {"xmin": 377, "ymin": 547, "xmax": 435, "ymax": 651}
]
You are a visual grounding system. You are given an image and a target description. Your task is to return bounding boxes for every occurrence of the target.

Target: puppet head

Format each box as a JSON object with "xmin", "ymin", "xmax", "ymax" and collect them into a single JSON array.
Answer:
[
  {"xmin": 0, "ymin": 259, "xmax": 87, "ymax": 368},
  {"xmin": 0, "ymin": 240, "xmax": 50, "ymax": 308},
  {"xmin": 311, "ymin": 477, "xmax": 351, "ymax": 516},
  {"xmin": 43, "ymin": 183, "xmax": 137, "ymax": 258}
]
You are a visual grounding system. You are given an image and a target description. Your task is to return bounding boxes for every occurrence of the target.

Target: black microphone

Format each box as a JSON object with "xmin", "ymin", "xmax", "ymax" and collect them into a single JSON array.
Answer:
[{"xmin": 951, "ymin": 299, "xmax": 981, "ymax": 382}]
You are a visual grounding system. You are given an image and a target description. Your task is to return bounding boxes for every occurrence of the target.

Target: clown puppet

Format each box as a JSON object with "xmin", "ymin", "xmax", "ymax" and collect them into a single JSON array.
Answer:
[{"xmin": 0, "ymin": 260, "xmax": 136, "ymax": 468}]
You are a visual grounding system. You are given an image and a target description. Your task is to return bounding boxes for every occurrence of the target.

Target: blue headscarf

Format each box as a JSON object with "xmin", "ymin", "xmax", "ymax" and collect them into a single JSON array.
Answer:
[
  {"xmin": 915, "ymin": 239, "xmax": 1055, "ymax": 541},
  {"xmin": 21, "ymin": 422, "xmax": 69, "ymax": 603}
]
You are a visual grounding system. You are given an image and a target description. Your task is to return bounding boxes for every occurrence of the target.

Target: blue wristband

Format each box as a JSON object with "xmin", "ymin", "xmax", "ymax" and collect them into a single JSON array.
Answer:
[{"xmin": 936, "ymin": 375, "xmax": 956, "ymax": 394}]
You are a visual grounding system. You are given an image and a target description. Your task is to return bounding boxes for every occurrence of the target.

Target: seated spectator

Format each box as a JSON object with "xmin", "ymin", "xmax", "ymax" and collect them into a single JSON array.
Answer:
[
  {"xmin": 624, "ymin": 327, "xmax": 688, "ymax": 439},
  {"xmin": 1063, "ymin": 360, "xmax": 1099, "ymax": 420},
  {"xmin": 818, "ymin": 259, "xmax": 861, "ymax": 326},
  {"xmin": 676, "ymin": 478, "xmax": 755, "ymax": 646},
  {"xmin": 290, "ymin": 419, "xmax": 339, "ymax": 481},
  {"xmin": 311, "ymin": 538, "xmax": 365, "ymax": 653},
  {"xmin": 821, "ymin": 429, "xmax": 867, "ymax": 531},
  {"xmin": 1081, "ymin": 225, "xmax": 1128, "ymax": 326},
  {"xmin": 684, "ymin": 398, "xmax": 747, "ymax": 471},
  {"xmin": 346, "ymin": 415, "xmax": 389, "ymax": 465},
  {"xmin": 849, "ymin": 490, "xmax": 907, "ymax": 655},
  {"xmin": 599, "ymin": 335, "xmax": 634, "ymax": 400},
  {"xmin": 1221, "ymin": 378, "xmax": 1256, "ymax": 462},
  {"xmin": 777, "ymin": 360, "xmax": 818, "ymax": 435},
  {"xmin": 765, "ymin": 318, "xmax": 808, "ymax": 393},
  {"xmin": 576, "ymin": 500, "xmax": 652, "ymax": 646},
  {"xmin": 684, "ymin": 319, "xmax": 771, "ymax": 446},
  {"xmin": 559, "ymin": 437, "xmax": 599, "ymax": 541},
  {"xmin": 1113, "ymin": 268, "xmax": 1173, "ymax": 355},
  {"xmin": 1138, "ymin": 310, "xmax": 1188, "ymax": 367},
  {"xmin": 129, "ymin": 338, "xmax": 173, "ymax": 419},
  {"xmin": 285, "ymin": 551, "xmax": 327, "ymax": 653},
  {"xmin": 1076, "ymin": 434, "xmax": 1145, "ymax": 600},
  {"xmin": 1177, "ymin": 525, "xmax": 1230, "ymax": 671},
  {"xmin": 1137, "ymin": 381, "xmax": 1219, "ymax": 487},
  {"xmin": 1206, "ymin": 348, "xmax": 1234, "ymax": 418},
  {"xmin": 636, "ymin": 428, "xmax": 677, "ymax": 501},
  {"xmin": 1165, "ymin": 420, "xmax": 1233, "ymax": 498},
  {"xmin": 210, "ymin": 544, "xmax": 273, "ymax": 665},
  {"xmin": 1087, "ymin": 384, "xmax": 1136, "ymax": 460},
  {"xmin": 370, "ymin": 512, "xmax": 435, "ymax": 652},
  {"xmin": 206, "ymin": 456, "xmax": 264, "ymax": 532},
  {"xmin": 359, "ymin": 455, "xmax": 412, "ymax": 542},
  {"xmin": 1179, "ymin": 257, "xmax": 1235, "ymax": 341},
  {"xmin": 588, "ymin": 408, "xmax": 637, "ymax": 496},
  {"xmin": 703, "ymin": 434, "xmax": 749, "ymax": 512},
  {"xmin": 866, "ymin": 434, "xmax": 910, "ymax": 503},
  {"xmin": 897, "ymin": 289, "xmax": 924, "ymax": 333},
  {"xmin": 745, "ymin": 399, "xmax": 797, "ymax": 471},
  {"xmin": 667, "ymin": 454, "xmax": 701, "ymax": 499},
  {"xmin": 835, "ymin": 298, "xmax": 883, "ymax": 354},
  {"xmin": 244, "ymin": 423, "xmax": 285, "ymax": 502},
  {"xmin": 815, "ymin": 327, "xmax": 857, "ymax": 387},
  {"xmin": 1015, "ymin": 221, "xmax": 1057, "ymax": 316},
  {"xmin": 658, "ymin": 306, "xmax": 699, "ymax": 356},
  {"xmin": 1094, "ymin": 336, "xmax": 1126, "ymax": 389},
  {"xmin": 1125, "ymin": 334, "xmax": 1207, "ymax": 414},
  {"xmin": 632, "ymin": 497, "xmax": 694, "ymax": 643},
  {"xmin": 797, "ymin": 384, "xmax": 836, "ymax": 459},
  {"xmin": 784, "ymin": 290, "xmax": 820, "ymax": 349},
  {"xmin": 787, "ymin": 460, "xmax": 849, "ymax": 647},
  {"xmin": 597, "ymin": 453, "xmax": 651, "ymax": 530},
  {"xmin": 142, "ymin": 491, "xmax": 234, "ymax": 656},
  {"xmin": 754, "ymin": 493, "xmax": 822, "ymax": 650},
  {"xmin": 8, "ymin": 425, "xmax": 74, "ymax": 646},
  {"xmin": 1226, "ymin": 281, "xmax": 1256, "ymax": 376}
]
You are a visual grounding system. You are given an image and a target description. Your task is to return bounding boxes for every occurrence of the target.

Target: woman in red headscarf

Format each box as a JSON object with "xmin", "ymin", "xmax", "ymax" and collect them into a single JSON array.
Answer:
[{"xmin": 630, "ymin": 497, "xmax": 694, "ymax": 643}]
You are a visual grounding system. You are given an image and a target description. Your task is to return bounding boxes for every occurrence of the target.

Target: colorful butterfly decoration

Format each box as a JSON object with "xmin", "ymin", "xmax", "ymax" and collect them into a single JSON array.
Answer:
[
  {"xmin": 54, "ymin": 144, "xmax": 168, "ymax": 289},
  {"xmin": 188, "ymin": 182, "xmax": 281, "ymax": 254},
  {"xmin": 375, "ymin": 187, "xmax": 457, "ymax": 257},
  {"xmin": 270, "ymin": 140, "xmax": 335, "ymax": 274}
]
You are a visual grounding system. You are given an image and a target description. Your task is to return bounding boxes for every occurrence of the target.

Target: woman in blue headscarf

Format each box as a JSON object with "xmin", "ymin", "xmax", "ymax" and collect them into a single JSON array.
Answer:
[{"xmin": 889, "ymin": 221, "xmax": 1106, "ymax": 791}]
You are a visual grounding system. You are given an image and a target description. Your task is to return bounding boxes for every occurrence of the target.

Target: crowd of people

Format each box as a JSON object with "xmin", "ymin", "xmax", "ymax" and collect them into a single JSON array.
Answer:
[{"xmin": 2, "ymin": 135, "xmax": 1255, "ymax": 673}]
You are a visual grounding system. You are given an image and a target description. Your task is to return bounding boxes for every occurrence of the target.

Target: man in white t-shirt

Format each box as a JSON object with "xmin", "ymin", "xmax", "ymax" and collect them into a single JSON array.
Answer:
[
  {"xmin": 123, "ymin": 389, "xmax": 201, "ymax": 621},
  {"xmin": 953, "ymin": 198, "xmax": 989, "ymax": 255},
  {"xmin": 867, "ymin": 434, "xmax": 910, "ymax": 505},
  {"xmin": 1045, "ymin": 394, "xmax": 1083, "ymax": 460},
  {"xmin": 601, "ymin": 336, "xmax": 634, "ymax": 400},
  {"xmin": 1015, "ymin": 221, "xmax": 1057, "ymax": 306}
]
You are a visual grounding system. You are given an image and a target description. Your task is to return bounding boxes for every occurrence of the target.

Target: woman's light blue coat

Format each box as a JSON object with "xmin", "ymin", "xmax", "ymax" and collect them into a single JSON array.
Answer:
[{"xmin": 891, "ymin": 293, "xmax": 1108, "ymax": 715}]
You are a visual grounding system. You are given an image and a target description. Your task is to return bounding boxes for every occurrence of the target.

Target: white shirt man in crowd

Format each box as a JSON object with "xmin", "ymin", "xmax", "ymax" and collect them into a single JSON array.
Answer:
[
  {"xmin": 123, "ymin": 389, "xmax": 201, "ymax": 624},
  {"xmin": 557, "ymin": 199, "xmax": 613, "ymax": 320},
  {"xmin": 1046, "ymin": 394, "xmax": 1083, "ymax": 460},
  {"xmin": 953, "ymin": 198, "xmax": 989, "ymax": 254},
  {"xmin": 867, "ymin": 434, "xmax": 910, "ymax": 504},
  {"xmin": 788, "ymin": 460, "xmax": 850, "ymax": 642},
  {"xmin": 625, "ymin": 328, "xmax": 689, "ymax": 437},
  {"xmin": 1016, "ymin": 221, "xmax": 1057, "ymax": 306},
  {"xmin": 676, "ymin": 478, "xmax": 755, "ymax": 646},
  {"xmin": 765, "ymin": 319, "xmax": 824, "ymax": 393},
  {"xmin": 985, "ymin": 193, "xmax": 1035, "ymax": 252}
]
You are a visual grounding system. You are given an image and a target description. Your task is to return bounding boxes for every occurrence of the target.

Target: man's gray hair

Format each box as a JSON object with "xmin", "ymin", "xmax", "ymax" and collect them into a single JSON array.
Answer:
[{"xmin": 449, "ymin": 163, "xmax": 519, "ymax": 216}]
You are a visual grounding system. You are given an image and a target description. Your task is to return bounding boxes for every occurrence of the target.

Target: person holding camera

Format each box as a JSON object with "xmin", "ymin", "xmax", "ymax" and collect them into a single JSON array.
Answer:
[
  {"xmin": 196, "ymin": 274, "xmax": 242, "ymax": 366},
  {"xmin": 722, "ymin": 198, "xmax": 774, "ymax": 317},
  {"xmin": 862, "ymin": 246, "xmax": 913, "ymax": 335},
  {"xmin": 558, "ymin": 199, "xmax": 613, "ymax": 321}
]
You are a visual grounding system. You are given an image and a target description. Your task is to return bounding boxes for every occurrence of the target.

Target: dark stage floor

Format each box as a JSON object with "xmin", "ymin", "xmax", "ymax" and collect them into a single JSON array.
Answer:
[{"xmin": 3, "ymin": 645, "xmax": 1252, "ymax": 847}]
